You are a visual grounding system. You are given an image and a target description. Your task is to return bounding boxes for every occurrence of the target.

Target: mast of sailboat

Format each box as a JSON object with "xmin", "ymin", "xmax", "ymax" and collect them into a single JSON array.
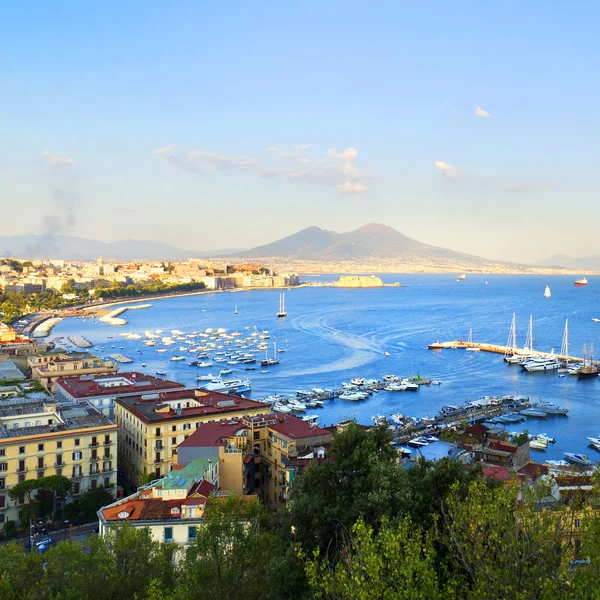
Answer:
[
  {"xmin": 560, "ymin": 318, "xmax": 569, "ymax": 367},
  {"xmin": 468, "ymin": 328, "xmax": 473, "ymax": 346},
  {"xmin": 504, "ymin": 313, "xmax": 516, "ymax": 357},
  {"xmin": 529, "ymin": 315, "xmax": 533, "ymax": 354},
  {"xmin": 583, "ymin": 343, "xmax": 587, "ymax": 368}
]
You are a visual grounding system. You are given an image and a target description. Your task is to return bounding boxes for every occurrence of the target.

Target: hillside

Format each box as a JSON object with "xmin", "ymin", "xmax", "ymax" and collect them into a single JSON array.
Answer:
[
  {"xmin": 537, "ymin": 254, "xmax": 600, "ymax": 271},
  {"xmin": 0, "ymin": 235, "xmax": 244, "ymax": 261},
  {"xmin": 230, "ymin": 223, "xmax": 491, "ymax": 262}
]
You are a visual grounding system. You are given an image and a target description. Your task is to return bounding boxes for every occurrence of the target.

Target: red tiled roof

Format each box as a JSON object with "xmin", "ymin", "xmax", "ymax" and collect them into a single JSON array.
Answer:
[
  {"xmin": 188, "ymin": 480, "xmax": 215, "ymax": 498},
  {"xmin": 464, "ymin": 424, "xmax": 490, "ymax": 435},
  {"xmin": 178, "ymin": 420, "xmax": 248, "ymax": 448},
  {"xmin": 268, "ymin": 413, "xmax": 331, "ymax": 441},
  {"xmin": 482, "ymin": 465, "xmax": 513, "ymax": 481},
  {"xmin": 488, "ymin": 441, "xmax": 518, "ymax": 454},
  {"xmin": 56, "ymin": 372, "xmax": 184, "ymax": 398},
  {"xmin": 518, "ymin": 462, "xmax": 549, "ymax": 480}
]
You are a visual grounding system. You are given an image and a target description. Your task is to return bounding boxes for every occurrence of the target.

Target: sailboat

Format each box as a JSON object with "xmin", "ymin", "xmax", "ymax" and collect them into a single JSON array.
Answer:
[
  {"xmin": 504, "ymin": 313, "xmax": 518, "ymax": 362},
  {"xmin": 234, "ymin": 304, "xmax": 238, "ymax": 315},
  {"xmin": 505, "ymin": 314, "xmax": 534, "ymax": 364},
  {"xmin": 558, "ymin": 318, "xmax": 569, "ymax": 373},
  {"xmin": 466, "ymin": 329, "xmax": 480, "ymax": 351},
  {"xmin": 277, "ymin": 293, "xmax": 288, "ymax": 318},
  {"xmin": 578, "ymin": 343, "xmax": 600, "ymax": 379},
  {"xmin": 544, "ymin": 285, "xmax": 551, "ymax": 298},
  {"xmin": 261, "ymin": 341, "xmax": 280, "ymax": 367}
]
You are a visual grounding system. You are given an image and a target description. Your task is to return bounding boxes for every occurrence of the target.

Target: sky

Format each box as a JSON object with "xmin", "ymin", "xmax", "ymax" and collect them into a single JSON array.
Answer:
[{"xmin": 1, "ymin": 1, "xmax": 600, "ymax": 262}]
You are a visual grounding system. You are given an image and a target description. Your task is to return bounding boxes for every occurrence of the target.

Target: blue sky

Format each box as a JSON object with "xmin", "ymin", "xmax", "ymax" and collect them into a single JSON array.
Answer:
[{"xmin": 1, "ymin": 1, "xmax": 599, "ymax": 261}]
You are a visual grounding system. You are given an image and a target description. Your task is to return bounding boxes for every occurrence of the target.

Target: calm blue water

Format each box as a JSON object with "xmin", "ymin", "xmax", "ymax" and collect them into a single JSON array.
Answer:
[{"xmin": 50, "ymin": 274, "xmax": 600, "ymax": 462}]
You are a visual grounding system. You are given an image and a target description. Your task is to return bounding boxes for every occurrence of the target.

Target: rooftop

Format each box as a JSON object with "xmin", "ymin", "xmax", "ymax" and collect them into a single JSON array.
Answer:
[
  {"xmin": 0, "ymin": 400, "xmax": 115, "ymax": 440},
  {"xmin": 116, "ymin": 389, "xmax": 266, "ymax": 423},
  {"xmin": 178, "ymin": 419, "xmax": 249, "ymax": 448},
  {"xmin": 55, "ymin": 372, "xmax": 184, "ymax": 398},
  {"xmin": 266, "ymin": 413, "xmax": 331, "ymax": 441}
]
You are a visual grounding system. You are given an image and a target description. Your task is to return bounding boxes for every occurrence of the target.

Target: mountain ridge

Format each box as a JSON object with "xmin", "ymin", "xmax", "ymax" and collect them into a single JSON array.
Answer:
[
  {"xmin": 227, "ymin": 223, "xmax": 492, "ymax": 263},
  {"xmin": 0, "ymin": 235, "xmax": 244, "ymax": 261}
]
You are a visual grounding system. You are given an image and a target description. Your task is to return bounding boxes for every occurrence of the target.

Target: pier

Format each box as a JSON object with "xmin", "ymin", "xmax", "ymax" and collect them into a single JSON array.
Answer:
[{"xmin": 429, "ymin": 340, "xmax": 585, "ymax": 365}]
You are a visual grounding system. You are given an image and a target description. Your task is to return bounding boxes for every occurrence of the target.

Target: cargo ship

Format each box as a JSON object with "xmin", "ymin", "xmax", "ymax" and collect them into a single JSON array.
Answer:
[{"xmin": 575, "ymin": 278, "xmax": 588, "ymax": 287}]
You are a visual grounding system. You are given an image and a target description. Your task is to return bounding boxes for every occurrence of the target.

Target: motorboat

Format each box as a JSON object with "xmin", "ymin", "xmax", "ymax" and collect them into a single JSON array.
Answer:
[
  {"xmin": 156, "ymin": 370, "xmax": 167, "ymax": 376},
  {"xmin": 529, "ymin": 439, "xmax": 548, "ymax": 450},
  {"xmin": 197, "ymin": 374, "xmax": 214, "ymax": 381},
  {"xmin": 385, "ymin": 383, "xmax": 408, "ymax": 392},
  {"xmin": 407, "ymin": 437, "xmax": 430, "ymax": 448},
  {"xmin": 220, "ymin": 368, "xmax": 233, "ymax": 376},
  {"xmin": 521, "ymin": 357, "xmax": 561, "ymax": 372},
  {"xmin": 564, "ymin": 453, "xmax": 592, "ymax": 467},
  {"xmin": 533, "ymin": 402, "xmax": 569, "ymax": 415},
  {"xmin": 431, "ymin": 380, "xmax": 442, "ymax": 385},
  {"xmin": 170, "ymin": 356, "xmax": 186, "ymax": 362},
  {"xmin": 339, "ymin": 392, "xmax": 366, "ymax": 401},
  {"xmin": 301, "ymin": 414, "xmax": 319, "ymax": 424},
  {"xmin": 351, "ymin": 378, "xmax": 365, "ymax": 386},
  {"xmin": 519, "ymin": 408, "xmax": 547, "ymax": 418},
  {"xmin": 198, "ymin": 361, "xmax": 214, "ymax": 368},
  {"xmin": 428, "ymin": 341, "xmax": 444, "ymax": 350},
  {"xmin": 273, "ymin": 403, "xmax": 291, "ymax": 413}
]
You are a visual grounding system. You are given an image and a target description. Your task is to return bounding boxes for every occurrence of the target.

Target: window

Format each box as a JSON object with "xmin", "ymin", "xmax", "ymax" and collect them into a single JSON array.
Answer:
[
  {"xmin": 0, "ymin": 495, "xmax": 5, "ymax": 508},
  {"xmin": 118, "ymin": 510, "xmax": 129, "ymax": 519},
  {"xmin": 104, "ymin": 477, "xmax": 110, "ymax": 487},
  {"xmin": 37, "ymin": 457, "xmax": 44, "ymax": 469},
  {"xmin": 56, "ymin": 454, "xmax": 63, "ymax": 466},
  {"xmin": 172, "ymin": 437, "xmax": 176, "ymax": 444},
  {"xmin": 164, "ymin": 527, "xmax": 173, "ymax": 542},
  {"xmin": 253, "ymin": 431, "xmax": 260, "ymax": 440},
  {"xmin": 91, "ymin": 436, "xmax": 97, "ymax": 446},
  {"xmin": 74, "ymin": 439, "xmax": 80, "ymax": 446},
  {"xmin": 57, "ymin": 441, "xmax": 62, "ymax": 449},
  {"xmin": 104, "ymin": 435, "xmax": 111, "ymax": 444},
  {"xmin": 0, "ymin": 449, "xmax": 4, "ymax": 457},
  {"xmin": 575, "ymin": 519, "xmax": 582, "ymax": 529},
  {"xmin": 38, "ymin": 444, "xmax": 44, "ymax": 452},
  {"xmin": 19, "ymin": 446, "xmax": 25, "ymax": 454},
  {"xmin": 0, "ymin": 478, "xmax": 4, "ymax": 490},
  {"xmin": 18, "ymin": 474, "xmax": 25, "ymax": 484},
  {"xmin": 37, "ymin": 470, "xmax": 45, "ymax": 478},
  {"xmin": 155, "ymin": 452, "xmax": 161, "ymax": 463},
  {"xmin": 18, "ymin": 460, "xmax": 25, "ymax": 472},
  {"xmin": 73, "ymin": 452, "xmax": 82, "ymax": 460},
  {"xmin": 188, "ymin": 526, "xmax": 197, "ymax": 542},
  {"xmin": 91, "ymin": 479, "xmax": 97, "ymax": 490},
  {"xmin": 183, "ymin": 423, "xmax": 191, "ymax": 430},
  {"xmin": 155, "ymin": 428, "xmax": 161, "ymax": 436},
  {"xmin": 172, "ymin": 425, "xmax": 176, "ymax": 432},
  {"xmin": 0, "ymin": 464, "xmax": 6, "ymax": 472},
  {"xmin": 73, "ymin": 482, "xmax": 80, "ymax": 494},
  {"xmin": 0, "ymin": 514, "xmax": 4, "ymax": 524}
]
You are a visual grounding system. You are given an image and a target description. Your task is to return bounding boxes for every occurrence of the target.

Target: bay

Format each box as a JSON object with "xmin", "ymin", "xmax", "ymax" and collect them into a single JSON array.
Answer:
[{"xmin": 50, "ymin": 274, "xmax": 600, "ymax": 462}]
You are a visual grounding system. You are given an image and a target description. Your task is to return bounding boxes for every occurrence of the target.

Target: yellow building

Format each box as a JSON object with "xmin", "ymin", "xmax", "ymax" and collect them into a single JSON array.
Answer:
[
  {"xmin": 28, "ymin": 351, "xmax": 119, "ymax": 392},
  {"xmin": 176, "ymin": 413, "xmax": 332, "ymax": 511},
  {"xmin": 0, "ymin": 400, "xmax": 118, "ymax": 524},
  {"xmin": 114, "ymin": 388, "xmax": 267, "ymax": 487}
]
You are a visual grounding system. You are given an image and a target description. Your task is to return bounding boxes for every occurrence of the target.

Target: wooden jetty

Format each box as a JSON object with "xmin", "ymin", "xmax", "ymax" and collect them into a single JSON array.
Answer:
[{"xmin": 429, "ymin": 340, "xmax": 585, "ymax": 365}]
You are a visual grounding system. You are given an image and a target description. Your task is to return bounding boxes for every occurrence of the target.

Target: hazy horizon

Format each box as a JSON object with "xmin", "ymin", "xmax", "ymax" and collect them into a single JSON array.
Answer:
[{"xmin": 2, "ymin": 2, "xmax": 599, "ymax": 263}]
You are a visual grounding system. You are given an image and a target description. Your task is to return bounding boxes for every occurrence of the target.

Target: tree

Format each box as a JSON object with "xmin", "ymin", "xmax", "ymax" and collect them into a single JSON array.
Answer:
[
  {"xmin": 178, "ymin": 494, "xmax": 276, "ymax": 600},
  {"xmin": 304, "ymin": 517, "xmax": 442, "ymax": 600},
  {"xmin": 1, "ymin": 300, "xmax": 18, "ymax": 322},
  {"xmin": 8, "ymin": 479, "xmax": 42, "ymax": 527},
  {"xmin": 78, "ymin": 486, "xmax": 114, "ymax": 521},
  {"xmin": 0, "ymin": 543, "xmax": 45, "ymax": 600},
  {"xmin": 288, "ymin": 423, "xmax": 407, "ymax": 553},
  {"xmin": 42, "ymin": 475, "xmax": 72, "ymax": 522},
  {"xmin": 442, "ymin": 479, "xmax": 575, "ymax": 599}
]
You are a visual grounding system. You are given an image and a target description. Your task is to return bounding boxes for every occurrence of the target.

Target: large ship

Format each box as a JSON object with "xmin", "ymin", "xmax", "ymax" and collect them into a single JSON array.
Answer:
[
  {"xmin": 575, "ymin": 277, "xmax": 588, "ymax": 287},
  {"xmin": 456, "ymin": 274, "xmax": 466, "ymax": 281}
]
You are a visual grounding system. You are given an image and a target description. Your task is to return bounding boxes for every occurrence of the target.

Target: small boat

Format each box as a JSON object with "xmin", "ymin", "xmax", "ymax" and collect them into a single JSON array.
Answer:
[
  {"xmin": 564, "ymin": 453, "xmax": 592, "ymax": 467},
  {"xmin": 261, "ymin": 370, "xmax": 270, "ymax": 374},
  {"xmin": 273, "ymin": 403, "xmax": 291, "ymax": 414},
  {"xmin": 431, "ymin": 380, "xmax": 442, "ymax": 385},
  {"xmin": 141, "ymin": 363, "xmax": 146, "ymax": 367},
  {"xmin": 385, "ymin": 351, "xmax": 390, "ymax": 356},
  {"xmin": 301, "ymin": 414, "xmax": 319, "ymax": 424},
  {"xmin": 156, "ymin": 370, "xmax": 167, "ymax": 376},
  {"xmin": 465, "ymin": 329, "xmax": 480, "ymax": 352},
  {"xmin": 428, "ymin": 341, "xmax": 443, "ymax": 350},
  {"xmin": 220, "ymin": 368, "xmax": 233, "ymax": 376},
  {"xmin": 197, "ymin": 374, "xmax": 214, "ymax": 381},
  {"xmin": 456, "ymin": 274, "xmax": 466, "ymax": 281},
  {"xmin": 170, "ymin": 356, "xmax": 186, "ymax": 362},
  {"xmin": 593, "ymin": 318, "xmax": 600, "ymax": 323},
  {"xmin": 529, "ymin": 439, "xmax": 547, "ymax": 450},
  {"xmin": 544, "ymin": 285, "xmax": 551, "ymax": 298}
]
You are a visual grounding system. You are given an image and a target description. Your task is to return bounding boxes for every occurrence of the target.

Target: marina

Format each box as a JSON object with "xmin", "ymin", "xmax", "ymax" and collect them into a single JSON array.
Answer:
[{"xmin": 47, "ymin": 273, "xmax": 600, "ymax": 463}]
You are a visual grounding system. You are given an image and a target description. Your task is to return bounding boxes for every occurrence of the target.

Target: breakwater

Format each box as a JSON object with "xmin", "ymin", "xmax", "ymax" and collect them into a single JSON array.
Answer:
[{"xmin": 100, "ymin": 304, "xmax": 152, "ymax": 326}]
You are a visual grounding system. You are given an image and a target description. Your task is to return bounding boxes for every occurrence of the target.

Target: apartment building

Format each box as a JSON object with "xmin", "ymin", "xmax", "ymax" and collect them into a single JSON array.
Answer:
[
  {"xmin": 54, "ymin": 372, "xmax": 184, "ymax": 419},
  {"xmin": 28, "ymin": 351, "xmax": 119, "ymax": 392},
  {"xmin": 114, "ymin": 389, "xmax": 266, "ymax": 486},
  {"xmin": 0, "ymin": 400, "xmax": 118, "ymax": 524},
  {"xmin": 97, "ymin": 458, "xmax": 219, "ymax": 546},
  {"xmin": 177, "ymin": 413, "xmax": 331, "ymax": 510}
]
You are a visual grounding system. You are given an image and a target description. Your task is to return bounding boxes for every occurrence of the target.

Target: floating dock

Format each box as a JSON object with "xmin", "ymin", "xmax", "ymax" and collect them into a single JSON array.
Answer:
[
  {"xmin": 429, "ymin": 340, "xmax": 585, "ymax": 364},
  {"xmin": 109, "ymin": 353, "xmax": 134, "ymax": 364},
  {"xmin": 68, "ymin": 335, "xmax": 93, "ymax": 348}
]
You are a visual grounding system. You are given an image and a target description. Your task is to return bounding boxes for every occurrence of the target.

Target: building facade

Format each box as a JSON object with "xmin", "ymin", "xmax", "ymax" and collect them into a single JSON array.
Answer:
[
  {"xmin": 28, "ymin": 351, "xmax": 119, "ymax": 392},
  {"xmin": 0, "ymin": 400, "xmax": 118, "ymax": 524},
  {"xmin": 114, "ymin": 389, "xmax": 266, "ymax": 487}
]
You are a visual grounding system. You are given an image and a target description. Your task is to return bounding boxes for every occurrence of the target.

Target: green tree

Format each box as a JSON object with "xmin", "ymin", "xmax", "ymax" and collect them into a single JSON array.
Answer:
[
  {"xmin": 288, "ymin": 423, "xmax": 407, "ymax": 553},
  {"xmin": 78, "ymin": 486, "xmax": 114, "ymax": 521},
  {"xmin": 0, "ymin": 543, "xmax": 45, "ymax": 600},
  {"xmin": 8, "ymin": 479, "xmax": 43, "ymax": 527},
  {"xmin": 304, "ymin": 517, "xmax": 442, "ymax": 600},
  {"xmin": 42, "ymin": 475, "xmax": 72, "ymax": 522},
  {"xmin": 178, "ymin": 494, "xmax": 276, "ymax": 600}
]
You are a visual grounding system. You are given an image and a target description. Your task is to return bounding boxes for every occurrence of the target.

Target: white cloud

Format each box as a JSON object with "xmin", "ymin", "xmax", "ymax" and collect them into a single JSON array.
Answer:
[
  {"xmin": 337, "ymin": 181, "xmax": 368, "ymax": 195},
  {"xmin": 43, "ymin": 151, "xmax": 76, "ymax": 167},
  {"xmin": 293, "ymin": 144, "xmax": 312, "ymax": 150},
  {"xmin": 474, "ymin": 104, "xmax": 490, "ymax": 118},
  {"xmin": 155, "ymin": 144, "xmax": 368, "ymax": 195},
  {"xmin": 434, "ymin": 160, "xmax": 458, "ymax": 180}
]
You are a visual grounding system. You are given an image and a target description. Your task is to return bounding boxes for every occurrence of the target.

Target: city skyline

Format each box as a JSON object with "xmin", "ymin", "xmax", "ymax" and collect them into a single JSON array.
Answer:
[{"xmin": 2, "ymin": 2, "xmax": 599, "ymax": 262}]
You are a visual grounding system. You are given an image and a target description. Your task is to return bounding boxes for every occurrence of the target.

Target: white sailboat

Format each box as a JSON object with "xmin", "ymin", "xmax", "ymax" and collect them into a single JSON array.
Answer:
[
  {"xmin": 466, "ymin": 329, "xmax": 480, "ymax": 352},
  {"xmin": 503, "ymin": 313, "xmax": 517, "ymax": 362},
  {"xmin": 234, "ymin": 304, "xmax": 238, "ymax": 315},
  {"xmin": 277, "ymin": 293, "xmax": 288, "ymax": 318},
  {"xmin": 544, "ymin": 285, "xmax": 551, "ymax": 298},
  {"xmin": 559, "ymin": 318, "xmax": 570, "ymax": 373}
]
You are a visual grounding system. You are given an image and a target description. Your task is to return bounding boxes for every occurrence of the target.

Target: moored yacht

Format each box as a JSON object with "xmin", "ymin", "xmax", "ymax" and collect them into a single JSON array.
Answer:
[{"xmin": 521, "ymin": 356, "xmax": 561, "ymax": 372}]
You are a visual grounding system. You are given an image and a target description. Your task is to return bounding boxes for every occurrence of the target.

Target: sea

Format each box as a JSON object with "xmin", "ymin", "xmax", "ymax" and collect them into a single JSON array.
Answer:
[{"xmin": 49, "ymin": 274, "xmax": 600, "ymax": 462}]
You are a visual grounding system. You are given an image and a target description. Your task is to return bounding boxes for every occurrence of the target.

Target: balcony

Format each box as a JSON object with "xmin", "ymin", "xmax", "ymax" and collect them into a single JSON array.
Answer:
[
  {"xmin": 102, "ymin": 454, "xmax": 113, "ymax": 460},
  {"xmin": 54, "ymin": 462, "xmax": 64, "ymax": 468},
  {"xmin": 89, "ymin": 442, "xmax": 99, "ymax": 448},
  {"xmin": 90, "ymin": 456, "xmax": 101, "ymax": 462}
]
